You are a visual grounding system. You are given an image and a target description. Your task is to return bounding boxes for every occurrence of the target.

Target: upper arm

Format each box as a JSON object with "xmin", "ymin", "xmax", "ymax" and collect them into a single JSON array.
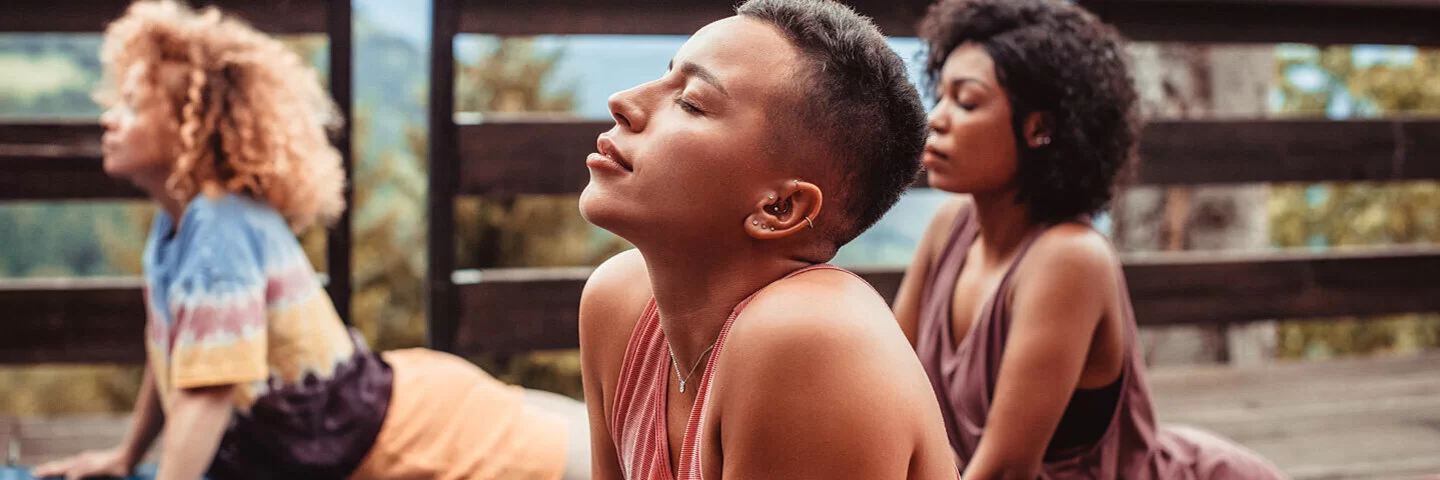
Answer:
[
  {"xmin": 723, "ymin": 285, "xmax": 927, "ymax": 479},
  {"xmin": 894, "ymin": 196, "xmax": 969, "ymax": 346},
  {"xmin": 165, "ymin": 217, "xmax": 268, "ymax": 390},
  {"xmin": 579, "ymin": 249, "xmax": 650, "ymax": 480},
  {"xmin": 965, "ymin": 228, "xmax": 1117, "ymax": 477}
]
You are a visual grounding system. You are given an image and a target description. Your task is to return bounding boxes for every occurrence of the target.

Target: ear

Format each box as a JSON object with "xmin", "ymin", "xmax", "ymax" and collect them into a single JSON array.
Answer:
[
  {"xmin": 746, "ymin": 179, "xmax": 823, "ymax": 239},
  {"xmin": 1022, "ymin": 111, "xmax": 1053, "ymax": 148}
]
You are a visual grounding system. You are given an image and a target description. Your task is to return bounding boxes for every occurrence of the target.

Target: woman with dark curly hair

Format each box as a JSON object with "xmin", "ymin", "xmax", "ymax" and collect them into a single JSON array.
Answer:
[{"xmin": 892, "ymin": 0, "xmax": 1286, "ymax": 478}]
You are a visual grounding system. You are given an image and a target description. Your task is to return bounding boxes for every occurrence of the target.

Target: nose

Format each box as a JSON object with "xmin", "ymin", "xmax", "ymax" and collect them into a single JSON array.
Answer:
[
  {"xmin": 100, "ymin": 107, "xmax": 119, "ymax": 130},
  {"xmin": 927, "ymin": 103, "xmax": 950, "ymax": 135},
  {"xmin": 606, "ymin": 82, "xmax": 651, "ymax": 133}
]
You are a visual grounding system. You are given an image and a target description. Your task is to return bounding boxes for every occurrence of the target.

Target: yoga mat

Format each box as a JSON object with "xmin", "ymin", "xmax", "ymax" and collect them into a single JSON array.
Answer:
[{"xmin": 0, "ymin": 464, "xmax": 168, "ymax": 480}]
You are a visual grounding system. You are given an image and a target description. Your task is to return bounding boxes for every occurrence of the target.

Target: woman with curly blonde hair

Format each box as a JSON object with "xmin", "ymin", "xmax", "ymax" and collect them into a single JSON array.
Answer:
[{"xmin": 31, "ymin": 2, "xmax": 588, "ymax": 479}]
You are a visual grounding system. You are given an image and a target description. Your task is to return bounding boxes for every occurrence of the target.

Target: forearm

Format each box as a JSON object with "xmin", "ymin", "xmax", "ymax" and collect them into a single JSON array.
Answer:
[
  {"xmin": 118, "ymin": 367, "xmax": 166, "ymax": 468},
  {"xmin": 156, "ymin": 385, "xmax": 234, "ymax": 480},
  {"xmin": 961, "ymin": 452, "xmax": 1040, "ymax": 480}
]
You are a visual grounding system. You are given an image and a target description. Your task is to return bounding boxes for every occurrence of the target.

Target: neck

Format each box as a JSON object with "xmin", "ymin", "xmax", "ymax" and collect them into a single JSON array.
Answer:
[
  {"xmin": 970, "ymin": 188, "xmax": 1036, "ymax": 262},
  {"xmin": 133, "ymin": 174, "xmax": 186, "ymax": 231},
  {"xmin": 639, "ymin": 244, "xmax": 810, "ymax": 375}
]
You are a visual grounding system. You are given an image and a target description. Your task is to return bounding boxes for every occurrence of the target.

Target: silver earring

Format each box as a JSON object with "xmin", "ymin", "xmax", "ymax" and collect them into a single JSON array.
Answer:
[
  {"xmin": 752, "ymin": 220, "xmax": 759, "ymax": 226},
  {"xmin": 1037, "ymin": 136, "xmax": 1051, "ymax": 146},
  {"xmin": 768, "ymin": 194, "xmax": 776, "ymax": 201}
]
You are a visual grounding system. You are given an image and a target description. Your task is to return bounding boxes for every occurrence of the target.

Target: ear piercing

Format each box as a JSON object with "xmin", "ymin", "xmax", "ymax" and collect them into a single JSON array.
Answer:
[
  {"xmin": 1037, "ymin": 136, "xmax": 1052, "ymax": 146},
  {"xmin": 759, "ymin": 181, "xmax": 811, "ymax": 232}
]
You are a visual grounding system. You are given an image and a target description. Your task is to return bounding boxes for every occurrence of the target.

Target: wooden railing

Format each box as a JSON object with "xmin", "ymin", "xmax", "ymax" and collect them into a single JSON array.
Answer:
[
  {"xmin": 4, "ymin": 0, "xmax": 1439, "ymax": 363},
  {"xmin": 0, "ymin": 0, "xmax": 354, "ymax": 363},
  {"xmin": 423, "ymin": 0, "xmax": 1440, "ymax": 356}
]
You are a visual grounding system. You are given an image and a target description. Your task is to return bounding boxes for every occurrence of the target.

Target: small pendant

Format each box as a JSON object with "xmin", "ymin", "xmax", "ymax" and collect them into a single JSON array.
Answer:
[{"xmin": 679, "ymin": 379, "xmax": 687, "ymax": 393}]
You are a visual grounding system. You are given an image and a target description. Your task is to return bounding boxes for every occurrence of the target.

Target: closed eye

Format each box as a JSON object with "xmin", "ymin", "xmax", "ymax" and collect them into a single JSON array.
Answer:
[{"xmin": 676, "ymin": 96, "xmax": 704, "ymax": 115}]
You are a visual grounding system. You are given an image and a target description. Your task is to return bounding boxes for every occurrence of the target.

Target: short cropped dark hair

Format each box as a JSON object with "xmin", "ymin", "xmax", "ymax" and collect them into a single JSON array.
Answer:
[
  {"xmin": 920, "ymin": 0, "xmax": 1140, "ymax": 225},
  {"xmin": 739, "ymin": 0, "xmax": 927, "ymax": 251}
]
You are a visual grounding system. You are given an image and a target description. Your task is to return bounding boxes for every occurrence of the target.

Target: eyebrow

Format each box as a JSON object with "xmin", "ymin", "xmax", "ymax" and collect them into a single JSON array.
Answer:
[
  {"xmin": 668, "ymin": 59, "xmax": 731, "ymax": 98},
  {"xmin": 948, "ymin": 77, "xmax": 991, "ymax": 92}
]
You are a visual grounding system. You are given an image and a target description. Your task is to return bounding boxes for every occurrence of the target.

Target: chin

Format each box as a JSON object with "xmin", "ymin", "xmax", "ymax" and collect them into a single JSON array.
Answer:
[
  {"xmin": 101, "ymin": 157, "xmax": 134, "ymax": 180},
  {"xmin": 579, "ymin": 185, "xmax": 638, "ymax": 237},
  {"xmin": 926, "ymin": 170, "xmax": 970, "ymax": 194}
]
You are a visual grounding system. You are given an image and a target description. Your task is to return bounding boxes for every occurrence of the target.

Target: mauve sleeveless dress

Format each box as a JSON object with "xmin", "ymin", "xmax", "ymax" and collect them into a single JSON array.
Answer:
[{"xmin": 915, "ymin": 202, "xmax": 1287, "ymax": 479}]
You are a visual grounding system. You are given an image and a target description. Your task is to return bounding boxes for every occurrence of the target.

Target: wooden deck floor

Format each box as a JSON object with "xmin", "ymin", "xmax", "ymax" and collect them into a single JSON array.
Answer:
[
  {"xmin": 4, "ymin": 352, "xmax": 1440, "ymax": 479},
  {"xmin": 1149, "ymin": 351, "xmax": 1440, "ymax": 479}
]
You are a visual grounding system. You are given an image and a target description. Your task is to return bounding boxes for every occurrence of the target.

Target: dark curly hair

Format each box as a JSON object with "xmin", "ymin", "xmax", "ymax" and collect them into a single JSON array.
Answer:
[
  {"xmin": 920, "ymin": 0, "xmax": 1139, "ymax": 225},
  {"xmin": 740, "ymin": 0, "xmax": 927, "ymax": 251}
]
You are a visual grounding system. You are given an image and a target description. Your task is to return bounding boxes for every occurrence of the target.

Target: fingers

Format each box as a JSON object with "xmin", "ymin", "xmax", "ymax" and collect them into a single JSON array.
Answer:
[
  {"xmin": 66, "ymin": 456, "xmax": 97, "ymax": 480},
  {"xmin": 31, "ymin": 457, "xmax": 72, "ymax": 478}
]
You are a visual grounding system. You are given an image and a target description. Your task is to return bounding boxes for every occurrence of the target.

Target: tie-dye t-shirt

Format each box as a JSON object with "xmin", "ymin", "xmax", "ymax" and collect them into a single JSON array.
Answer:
[{"xmin": 142, "ymin": 193, "xmax": 391, "ymax": 479}]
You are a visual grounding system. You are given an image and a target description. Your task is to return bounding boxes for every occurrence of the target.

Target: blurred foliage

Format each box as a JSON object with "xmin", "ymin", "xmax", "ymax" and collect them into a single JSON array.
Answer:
[
  {"xmin": 453, "ymin": 38, "xmax": 630, "ymax": 271},
  {"xmin": 350, "ymin": 105, "xmax": 428, "ymax": 351},
  {"xmin": 449, "ymin": 38, "xmax": 627, "ymax": 398},
  {"xmin": 457, "ymin": 38, "xmax": 576, "ymax": 114},
  {"xmin": 1270, "ymin": 45, "xmax": 1440, "ymax": 360}
]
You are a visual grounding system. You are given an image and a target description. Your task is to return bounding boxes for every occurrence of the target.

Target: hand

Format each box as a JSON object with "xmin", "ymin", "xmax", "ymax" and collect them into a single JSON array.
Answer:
[{"xmin": 31, "ymin": 448, "xmax": 134, "ymax": 479}]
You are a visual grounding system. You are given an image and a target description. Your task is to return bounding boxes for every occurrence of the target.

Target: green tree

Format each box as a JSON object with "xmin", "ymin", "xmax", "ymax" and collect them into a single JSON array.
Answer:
[{"xmin": 1270, "ymin": 45, "xmax": 1440, "ymax": 359}]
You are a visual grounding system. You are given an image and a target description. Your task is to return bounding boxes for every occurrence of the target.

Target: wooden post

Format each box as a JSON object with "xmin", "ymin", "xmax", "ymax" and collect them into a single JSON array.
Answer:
[
  {"xmin": 427, "ymin": 0, "xmax": 461, "ymax": 352},
  {"xmin": 326, "ymin": 0, "xmax": 354, "ymax": 324}
]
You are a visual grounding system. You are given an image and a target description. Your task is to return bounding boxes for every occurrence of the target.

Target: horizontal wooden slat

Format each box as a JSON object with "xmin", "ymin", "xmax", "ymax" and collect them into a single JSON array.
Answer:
[
  {"xmin": 459, "ymin": 0, "xmax": 933, "ymax": 37},
  {"xmin": 455, "ymin": 0, "xmax": 1440, "ymax": 45},
  {"xmin": 0, "ymin": 277, "xmax": 147, "ymax": 364},
  {"xmin": 0, "ymin": 123, "xmax": 144, "ymax": 200},
  {"xmin": 11, "ymin": 118, "xmax": 1438, "ymax": 199},
  {"xmin": 1080, "ymin": 0, "xmax": 1440, "ymax": 46},
  {"xmin": 0, "ymin": 275, "xmax": 327, "ymax": 364},
  {"xmin": 455, "ymin": 118, "xmax": 1440, "ymax": 195},
  {"xmin": 1138, "ymin": 119, "xmax": 1440, "ymax": 185},
  {"xmin": 451, "ymin": 245, "xmax": 1440, "ymax": 354},
  {"xmin": 1, "ymin": 0, "xmax": 329, "ymax": 34},
  {"xmin": 457, "ymin": 118, "xmax": 602, "ymax": 197}
]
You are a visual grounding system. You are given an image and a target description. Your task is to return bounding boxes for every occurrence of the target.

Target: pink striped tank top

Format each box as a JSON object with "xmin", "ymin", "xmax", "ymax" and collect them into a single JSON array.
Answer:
[{"xmin": 608, "ymin": 264, "xmax": 852, "ymax": 480}]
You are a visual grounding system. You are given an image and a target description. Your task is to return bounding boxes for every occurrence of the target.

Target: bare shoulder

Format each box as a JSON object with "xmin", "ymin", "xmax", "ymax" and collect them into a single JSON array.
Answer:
[
  {"xmin": 721, "ymin": 267, "xmax": 934, "ymax": 419},
  {"xmin": 737, "ymin": 268, "xmax": 898, "ymax": 343},
  {"xmin": 934, "ymin": 194, "xmax": 972, "ymax": 225},
  {"xmin": 579, "ymin": 250, "xmax": 653, "ymax": 393},
  {"xmin": 713, "ymin": 269, "xmax": 946, "ymax": 472},
  {"xmin": 581, "ymin": 248, "xmax": 652, "ymax": 321},
  {"xmin": 1015, "ymin": 223, "xmax": 1120, "ymax": 295},
  {"xmin": 925, "ymin": 196, "xmax": 972, "ymax": 245}
]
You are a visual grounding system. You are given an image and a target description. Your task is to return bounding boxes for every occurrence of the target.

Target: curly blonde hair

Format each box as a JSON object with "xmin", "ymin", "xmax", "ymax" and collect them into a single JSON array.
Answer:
[{"xmin": 98, "ymin": 0, "xmax": 345, "ymax": 232}]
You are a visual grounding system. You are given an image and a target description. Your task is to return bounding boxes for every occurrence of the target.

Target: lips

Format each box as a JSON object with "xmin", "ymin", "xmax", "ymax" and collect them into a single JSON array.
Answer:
[
  {"xmin": 922, "ymin": 143, "xmax": 950, "ymax": 164},
  {"xmin": 594, "ymin": 134, "xmax": 633, "ymax": 172}
]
